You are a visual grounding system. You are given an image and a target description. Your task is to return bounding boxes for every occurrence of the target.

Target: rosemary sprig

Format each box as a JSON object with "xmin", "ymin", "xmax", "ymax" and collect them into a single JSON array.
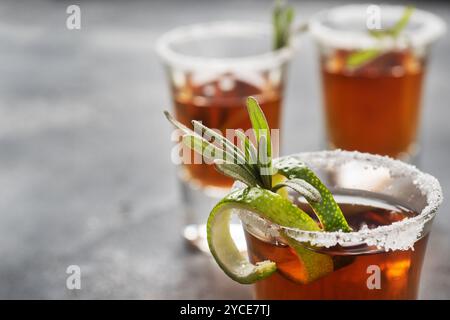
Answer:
[
  {"xmin": 214, "ymin": 159, "xmax": 260, "ymax": 188},
  {"xmin": 164, "ymin": 111, "xmax": 258, "ymax": 186},
  {"xmin": 234, "ymin": 130, "xmax": 258, "ymax": 166},
  {"xmin": 273, "ymin": 0, "xmax": 295, "ymax": 50},
  {"xmin": 164, "ymin": 97, "xmax": 323, "ymax": 202},
  {"xmin": 234, "ymin": 129, "xmax": 259, "ymax": 177},
  {"xmin": 192, "ymin": 120, "xmax": 247, "ymax": 165},
  {"xmin": 346, "ymin": 6, "xmax": 415, "ymax": 69}
]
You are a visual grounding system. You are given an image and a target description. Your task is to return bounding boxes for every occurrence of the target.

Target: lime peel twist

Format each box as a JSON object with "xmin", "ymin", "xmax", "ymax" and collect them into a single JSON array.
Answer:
[
  {"xmin": 164, "ymin": 96, "xmax": 352, "ymax": 285},
  {"xmin": 274, "ymin": 157, "xmax": 352, "ymax": 232},
  {"xmin": 207, "ymin": 188, "xmax": 333, "ymax": 284}
]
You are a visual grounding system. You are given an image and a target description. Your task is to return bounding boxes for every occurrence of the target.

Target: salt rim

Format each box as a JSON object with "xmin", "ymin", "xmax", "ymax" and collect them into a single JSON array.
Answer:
[
  {"xmin": 309, "ymin": 4, "xmax": 446, "ymax": 50},
  {"xmin": 238, "ymin": 150, "xmax": 443, "ymax": 251},
  {"xmin": 155, "ymin": 21, "xmax": 294, "ymax": 72}
]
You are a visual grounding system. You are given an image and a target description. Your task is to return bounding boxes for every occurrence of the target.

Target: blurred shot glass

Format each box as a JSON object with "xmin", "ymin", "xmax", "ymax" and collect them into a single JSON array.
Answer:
[
  {"xmin": 156, "ymin": 21, "xmax": 294, "ymax": 252},
  {"xmin": 309, "ymin": 4, "xmax": 445, "ymax": 161}
]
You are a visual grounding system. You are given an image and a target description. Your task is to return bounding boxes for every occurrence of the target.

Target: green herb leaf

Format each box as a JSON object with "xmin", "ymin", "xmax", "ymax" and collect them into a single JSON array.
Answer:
[
  {"xmin": 164, "ymin": 110, "xmax": 195, "ymax": 135},
  {"xmin": 346, "ymin": 6, "xmax": 415, "ymax": 69},
  {"xmin": 246, "ymin": 97, "xmax": 272, "ymax": 188},
  {"xmin": 272, "ymin": 178, "xmax": 322, "ymax": 203},
  {"xmin": 165, "ymin": 110, "xmax": 265, "ymax": 187},
  {"xmin": 234, "ymin": 130, "xmax": 258, "ymax": 166},
  {"xmin": 214, "ymin": 160, "xmax": 261, "ymax": 187},
  {"xmin": 346, "ymin": 48, "xmax": 381, "ymax": 68},
  {"xmin": 181, "ymin": 134, "xmax": 225, "ymax": 162},
  {"xmin": 370, "ymin": 6, "xmax": 415, "ymax": 39},
  {"xmin": 234, "ymin": 129, "xmax": 260, "ymax": 181},
  {"xmin": 165, "ymin": 111, "xmax": 254, "ymax": 178},
  {"xmin": 181, "ymin": 134, "xmax": 258, "ymax": 186},
  {"xmin": 390, "ymin": 5, "xmax": 415, "ymax": 37},
  {"xmin": 192, "ymin": 120, "xmax": 247, "ymax": 166},
  {"xmin": 273, "ymin": 0, "xmax": 295, "ymax": 50}
]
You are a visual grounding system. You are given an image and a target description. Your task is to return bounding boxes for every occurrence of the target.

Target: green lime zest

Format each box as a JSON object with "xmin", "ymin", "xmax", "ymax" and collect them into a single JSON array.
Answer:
[
  {"xmin": 274, "ymin": 157, "xmax": 352, "ymax": 232},
  {"xmin": 346, "ymin": 6, "xmax": 415, "ymax": 69},
  {"xmin": 207, "ymin": 187, "xmax": 333, "ymax": 284}
]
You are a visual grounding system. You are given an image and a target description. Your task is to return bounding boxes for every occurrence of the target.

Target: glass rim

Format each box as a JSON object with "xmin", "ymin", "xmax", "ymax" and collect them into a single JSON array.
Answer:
[
  {"xmin": 155, "ymin": 21, "xmax": 294, "ymax": 71},
  {"xmin": 237, "ymin": 150, "xmax": 443, "ymax": 251},
  {"xmin": 309, "ymin": 4, "xmax": 446, "ymax": 50}
]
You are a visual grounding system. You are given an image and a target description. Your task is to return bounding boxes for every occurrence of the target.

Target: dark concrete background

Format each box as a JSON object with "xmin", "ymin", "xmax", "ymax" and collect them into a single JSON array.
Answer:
[{"xmin": 0, "ymin": 0, "xmax": 449, "ymax": 299}]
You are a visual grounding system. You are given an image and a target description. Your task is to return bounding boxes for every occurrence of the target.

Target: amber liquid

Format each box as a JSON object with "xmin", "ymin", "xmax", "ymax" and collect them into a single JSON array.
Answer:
[
  {"xmin": 322, "ymin": 50, "xmax": 425, "ymax": 158},
  {"xmin": 174, "ymin": 75, "xmax": 282, "ymax": 188},
  {"xmin": 245, "ymin": 191, "xmax": 429, "ymax": 300}
]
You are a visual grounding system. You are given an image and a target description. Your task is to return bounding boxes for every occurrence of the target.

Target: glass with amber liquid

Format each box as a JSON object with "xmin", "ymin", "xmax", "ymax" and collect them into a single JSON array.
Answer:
[
  {"xmin": 240, "ymin": 150, "xmax": 442, "ymax": 299},
  {"xmin": 310, "ymin": 5, "xmax": 445, "ymax": 161},
  {"xmin": 157, "ymin": 22, "xmax": 293, "ymax": 251}
]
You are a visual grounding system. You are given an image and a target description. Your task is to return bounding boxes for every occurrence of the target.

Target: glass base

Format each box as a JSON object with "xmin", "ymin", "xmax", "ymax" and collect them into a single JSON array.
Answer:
[
  {"xmin": 178, "ymin": 170, "xmax": 246, "ymax": 253},
  {"xmin": 183, "ymin": 223, "xmax": 247, "ymax": 253}
]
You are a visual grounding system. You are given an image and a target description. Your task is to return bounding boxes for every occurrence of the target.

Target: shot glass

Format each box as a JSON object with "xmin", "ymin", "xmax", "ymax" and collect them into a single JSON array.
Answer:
[
  {"xmin": 241, "ymin": 150, "xmax": 442, "ymax": 299},
  {"xmin": 157, "ymin": 21, "xmax": 294, "ymax": 251},
  {"xmin": 309, "ymin": 5, "xmax": 446, "ymax": 161}
]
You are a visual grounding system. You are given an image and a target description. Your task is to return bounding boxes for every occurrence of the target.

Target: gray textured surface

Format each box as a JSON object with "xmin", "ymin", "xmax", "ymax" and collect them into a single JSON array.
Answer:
[{"xmin": 0, "ymin": 0, "xmax": 449, "ymax": 299}]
